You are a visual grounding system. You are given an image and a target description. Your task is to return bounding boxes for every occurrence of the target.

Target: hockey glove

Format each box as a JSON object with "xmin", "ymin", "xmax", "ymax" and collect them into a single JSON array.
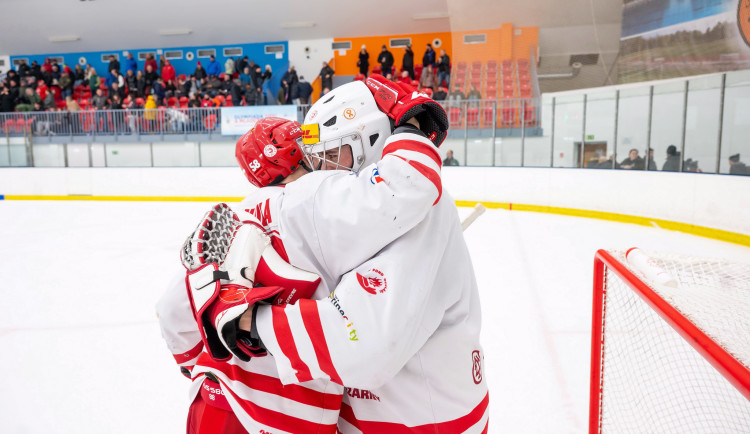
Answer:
[
  {"xmin": 181, "ymin": 203, "xmax": 242, "ymax": 271},
  {"xmin": 364, "ymin": 74, "xmax": 449, "ymax": 146}
]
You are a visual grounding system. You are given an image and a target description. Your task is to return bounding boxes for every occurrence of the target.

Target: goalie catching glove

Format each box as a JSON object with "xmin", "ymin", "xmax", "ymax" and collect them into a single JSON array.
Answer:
[
  {"xmin": 364, "ymin": 74, "xmax": 449, "ymax": 146},
  {"xmin": 183, "ymin": 204, "xmax": 321, "ymax": 362}
]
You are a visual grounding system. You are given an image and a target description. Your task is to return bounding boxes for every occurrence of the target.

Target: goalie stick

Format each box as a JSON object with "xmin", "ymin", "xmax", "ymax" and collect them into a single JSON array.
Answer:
[{"xmin": 461, "ymin": 203, "xmax": 486, "ymax": 231}]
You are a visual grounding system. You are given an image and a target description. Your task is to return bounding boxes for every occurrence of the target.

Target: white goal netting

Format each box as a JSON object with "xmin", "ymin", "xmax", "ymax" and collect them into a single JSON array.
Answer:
[{"xmin": 594, "ymin": 250, "xmax": 750, "ymax": 433}]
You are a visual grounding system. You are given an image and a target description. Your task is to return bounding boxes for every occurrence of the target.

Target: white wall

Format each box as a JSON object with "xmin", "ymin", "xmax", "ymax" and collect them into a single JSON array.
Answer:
[
  {"xmin": 2, "ymin": 167, "xmax": 749, "ymax": 237},
  {"xmin": 0, "ymin": 55, "xmax": 10, "ymax": 73},
  {"xmin": 288, "ymin": 39, "xmax": 334, "ymax": 85}
]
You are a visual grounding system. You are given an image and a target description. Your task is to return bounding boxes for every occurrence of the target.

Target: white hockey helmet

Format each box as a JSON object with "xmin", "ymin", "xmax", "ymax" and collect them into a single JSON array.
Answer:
[{"xmin": 300, "ymin": 81, "xmax": 391, "ymax": 173}]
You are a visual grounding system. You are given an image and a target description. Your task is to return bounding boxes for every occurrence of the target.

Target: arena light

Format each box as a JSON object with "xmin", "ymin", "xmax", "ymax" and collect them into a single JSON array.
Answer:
[
  {"xmin": 412, "ymin": 12, "xmax": 449, "ymax": 20},
  {"xmin": 159, "ymin": 29, "xmax": 192, "ymax": 36},
  {"xmin": 49, "ymin": 35, "xmax": 80, "ymax": 43},
  {"xmin": 281, "ymin": 21, "xmax": 316, "ymax": 29}
]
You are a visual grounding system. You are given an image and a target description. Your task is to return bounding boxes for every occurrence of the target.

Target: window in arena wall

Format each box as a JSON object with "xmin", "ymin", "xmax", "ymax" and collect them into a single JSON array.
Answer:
[
  {"xmin": 47, "ymin": 56, "xmax": 65, "ymax": 64},
  {"xmin": 101, "ymin": 53, "xmax": 119, "ymax": 62},
  {"xmin": 264, "ymin": 44, "xmax": 285, "ymax": 55},
  {"xmin": 224, "ymin": 47, "xmax": 243, "ymax": 57},
  {"xmin": 138, "ymin": 52, "xmax": 155, "ymax": 61},
  {"xmin": 12, "ymin": 58, "xmax": 28, "ymax": 67},
  {"xmin": 463, "ymin": 34, "xmax": 487, "ymax": 44},
  {"xmin": 390, "ymin": 38, "xmax": 412, "ymax": 48},
  {"xmin": 332, "ymin": 41, "xmax": 352, "ymax": 51},
  {"xmin": 197, "ymin": 49, "xmax": 216, "ymax": 58},
  {"xmin": 165, "ymin": 50, "xmax": 183, "ymax": 60}
]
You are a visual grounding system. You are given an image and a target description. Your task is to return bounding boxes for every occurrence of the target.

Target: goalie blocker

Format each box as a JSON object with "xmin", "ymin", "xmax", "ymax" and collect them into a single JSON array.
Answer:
[{"xmin": 184, "ymin": 205, "xmax": 321, "ymax": 362}]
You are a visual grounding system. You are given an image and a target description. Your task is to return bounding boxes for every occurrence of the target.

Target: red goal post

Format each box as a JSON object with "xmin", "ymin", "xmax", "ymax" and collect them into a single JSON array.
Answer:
[{"xmin": 590, "ymin": 249, "xmax": 750, "ymax": 433}]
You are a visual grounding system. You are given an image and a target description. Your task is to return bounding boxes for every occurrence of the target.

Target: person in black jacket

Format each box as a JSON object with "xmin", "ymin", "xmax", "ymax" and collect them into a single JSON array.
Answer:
[
  {"xmin": 436, "ymin": 49, "xmax": 451, "ymax": 88},
  {"xmin": 402, "ymin": 44, "xmax": 415, "ymax": 79},
  {"xmin": 108, "ymin": 55, "xmax": 120, "ymax": 74},
  {"xmin": 729, "ymin": 154, "xmax": 749, "ymax": 175},
  {"xmin": 620, "ymin": 148, "xmax": 645, "ymax": 170},
  {"xmin": 319, "ymin": 62, "xmax": 335, "ymax": 96},
  {"xmin": 281, "ymin": 66, "xmax": 299, "ymax": 104},
  {"xmin": 357, "ymin": 45, "xmax": 370, "ymax": 77},
  {"xmin": 230, "ymin": 77, "xmax": 244, "ymax": 106},
  {"xmin": 422, "ymin": 43, "xmax": 436, "ymax": 68},
  {"xmin": 378, "ymin": 45, "xmax": 394, "ymax": 77},
  {"xmin": 662, "ymin": 145, "xmax": 681, "ymax": 172},
  {"xmin": 295, "ymin": 76, "xmax": 313, "ymax": 104}
]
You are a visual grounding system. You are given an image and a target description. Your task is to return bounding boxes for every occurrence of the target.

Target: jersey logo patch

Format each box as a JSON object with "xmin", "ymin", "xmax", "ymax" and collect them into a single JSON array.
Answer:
[
  {"xmin": 472, "ymin": 350, "xmax": 483, "ymax": 384},
  {"xmin": 370, "ymin": 167, "xmax": 385, "ymax": 184},
  {"xmin": 356, "ymin": 268, "xmax": 387, "ymax": 295}
]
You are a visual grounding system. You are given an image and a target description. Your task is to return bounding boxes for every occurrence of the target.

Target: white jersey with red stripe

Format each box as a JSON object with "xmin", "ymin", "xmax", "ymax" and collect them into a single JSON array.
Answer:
[{"xmin": 157, "ymin": 130, "xmax": 448, "ymax": 433}]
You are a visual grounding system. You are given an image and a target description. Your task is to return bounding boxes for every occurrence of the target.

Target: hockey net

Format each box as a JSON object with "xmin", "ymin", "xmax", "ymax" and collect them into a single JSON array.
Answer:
[{"xmin": 590, "ymin": 249, "xmax": 750, "ymax": 433}]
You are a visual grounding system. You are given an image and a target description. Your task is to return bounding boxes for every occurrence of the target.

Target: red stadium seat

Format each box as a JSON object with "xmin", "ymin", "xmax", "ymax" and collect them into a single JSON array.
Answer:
[
  {"xmin": 457, "ymin": 61, "xmax": 467, "ymax": 71},
  {"xmin": 467, "ymin": 108, "xmax": 479, "ymax": 127},
  {"xmin": 486, "ymin": 60, "xmax": 498, "ymax": 71},
  {"xmin": 410, "ymin": 80, "xmax": 419, "ymax": 88},
  {"xmin": 482, "ymin": 107, "xmax": 495, "ymax": 127},
  {"xmin": 485, "ymin": 87, "xmax": 497, "ymax": 99},
  {"xmin": 204, "ymin": 114, "xmax": 217, "ymax": 131},
  {"xmin": 471, "ymin": 61, "xmax": 482, "ymax": 71},
  {"xmin": 135, "ymin": 97, "xmax": 145, "ymax": 107},
  {"xmin": 372, "ymin": 66, "xmax": 382, "ymax": 75},
  {"xmin": 354, "ymin": 74, "xmax": 365, "ymax": 81},
  {"xmin": 449, "ymin": 107, "xmax": 462, "ymax": 128},
  {"xmin": 414, "ymin": 64, "xmax": 423, "ymax": 80},
  {"xmin": 167, "ymin": 97, "xmax": 178, "ymax": 107}
]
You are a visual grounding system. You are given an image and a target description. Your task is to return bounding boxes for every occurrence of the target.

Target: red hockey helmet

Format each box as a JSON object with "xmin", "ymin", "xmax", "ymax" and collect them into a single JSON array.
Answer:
[{"xmin": 235, "ymin": 117, "xmax": 305, "ymax": 188}]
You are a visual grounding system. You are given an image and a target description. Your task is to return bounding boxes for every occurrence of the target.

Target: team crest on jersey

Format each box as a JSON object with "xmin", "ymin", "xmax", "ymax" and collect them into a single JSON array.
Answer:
[
  {"xmin": 356, "ymin": 268, "xmax": 387, "ymax": 294},
  {"xmin": 263, "ymin": 144, "xmax": 277, "ymax": 158},
  {"xmin": 472, "ymin": 350, "xmax": 482, "ymax": 384},
  {"xmin": 370, "ymin": 167, "xmax": 385, "ymax": 184}
]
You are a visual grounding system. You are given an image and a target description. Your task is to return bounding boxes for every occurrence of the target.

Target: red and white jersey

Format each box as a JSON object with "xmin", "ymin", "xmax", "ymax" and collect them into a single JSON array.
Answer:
[
  {"xmin": 157, "ymin": 131, "xmax": 450, "ymax": 433},
  {"xmin": 255, "ymin": 190, "xmax": 489, "ymax": 433}
]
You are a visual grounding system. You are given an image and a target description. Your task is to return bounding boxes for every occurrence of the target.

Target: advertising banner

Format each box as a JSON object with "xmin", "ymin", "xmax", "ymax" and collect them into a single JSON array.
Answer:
[{"xmin": 220, "ymin": 105, "xmax": 298, "ymax": 136}]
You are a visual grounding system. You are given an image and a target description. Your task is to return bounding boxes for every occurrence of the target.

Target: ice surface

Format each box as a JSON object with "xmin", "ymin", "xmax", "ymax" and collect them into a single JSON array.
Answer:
[{"xmin": 1, "ymin": 200, "xmax": 748, "ymax": 433}]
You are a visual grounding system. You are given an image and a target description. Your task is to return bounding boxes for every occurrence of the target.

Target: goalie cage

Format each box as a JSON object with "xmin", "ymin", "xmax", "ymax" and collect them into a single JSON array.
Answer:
[{"xmin": 590, "ymin": 249, "xmax": 750, "ymax": 433}]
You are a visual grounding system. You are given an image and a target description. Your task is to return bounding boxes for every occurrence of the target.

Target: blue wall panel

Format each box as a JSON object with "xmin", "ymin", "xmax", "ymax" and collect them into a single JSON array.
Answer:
[{"xmin": 10, "ymin": 41, "xmax": 289, "ymax": 95}]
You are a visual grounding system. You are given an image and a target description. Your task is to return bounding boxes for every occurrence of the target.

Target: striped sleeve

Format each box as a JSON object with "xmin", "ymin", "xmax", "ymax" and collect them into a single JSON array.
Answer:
[{"xmin": 381, "ymin": 132, "xmax": 442, "ymax": 204}]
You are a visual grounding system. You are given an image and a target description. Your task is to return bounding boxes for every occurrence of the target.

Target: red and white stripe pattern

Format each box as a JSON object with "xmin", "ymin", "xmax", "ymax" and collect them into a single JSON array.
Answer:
[
  {"xmin": 257, "ymin": 299, "xmax": 343, "ymax": 387},
  {"xmin": 190, "ymin": 352, "xmax": 343, "ymax": 434},
  {"xmin": 382, "ymin": 133, "xmax": 442, "ymax": 204},
  {"xmin": 338, "ymin": 392, "xmax": 490, "ymax": 433}
]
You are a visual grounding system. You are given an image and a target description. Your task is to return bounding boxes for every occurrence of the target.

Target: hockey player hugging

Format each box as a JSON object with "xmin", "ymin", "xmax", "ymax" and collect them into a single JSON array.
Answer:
[{"xmin": 157, "ymin": 75, "xmax": 489, "ymax": 433}]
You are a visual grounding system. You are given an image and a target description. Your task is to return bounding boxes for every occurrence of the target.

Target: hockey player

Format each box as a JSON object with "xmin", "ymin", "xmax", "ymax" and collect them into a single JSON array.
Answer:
[
  {"xmin": 193, "ymin": 76, "xmax": 488, "ymax": 431},
  {"xmin": 158, "ymin": 76, "xmax": 453, "ymax": 433}
]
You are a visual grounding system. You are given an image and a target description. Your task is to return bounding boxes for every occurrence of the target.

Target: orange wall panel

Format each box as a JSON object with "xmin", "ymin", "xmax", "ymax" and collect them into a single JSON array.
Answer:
[
  {"xmin": 333, "ymin": 32, "xmax": 452, "ymax": 77},
  {"xmin": 512, "ymin": 26, "xmax": 539, "ymax": 60},
  {"xmin": 450, "ymin": 28, "xmax": 504, "ymax": 65}
]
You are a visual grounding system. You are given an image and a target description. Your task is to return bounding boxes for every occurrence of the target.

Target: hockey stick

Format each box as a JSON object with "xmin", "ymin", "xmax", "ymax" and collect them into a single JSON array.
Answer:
[{"xmin": 461, "ymin": 203, "xmax": 486, "ymax": 231}]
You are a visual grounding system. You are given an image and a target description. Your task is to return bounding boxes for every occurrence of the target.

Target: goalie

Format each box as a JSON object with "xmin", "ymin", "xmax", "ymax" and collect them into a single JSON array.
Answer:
[{"xmin": 157, "ymin": 76, "xmax": 488, "ymax": 433}]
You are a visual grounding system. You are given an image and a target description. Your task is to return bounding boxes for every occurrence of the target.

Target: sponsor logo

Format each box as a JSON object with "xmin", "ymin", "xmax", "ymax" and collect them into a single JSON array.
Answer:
[
  {"xmin": 202, "ymin": 381, "xmax": 226, "ymax": 397},
  {"xmin": 345, "ymin": 387, "xmax": 381, "ymax": 401},
  {"xmin": 356, "ymin": 268, "xmax": 387, "ymax": 295},
  {"xmin": 308, "ymin": 110, "xmax": 318, "ymax": 120},
  {"xmin": 740, "ymin": 0, "xmax": 750, "ymax": 48},
  {"xmin": 429, "ymin": 131, "xmax": 437, "ymax": 142},
  {"xmin": 263, "ymin": 144, "xmax": 277, "ymax": 158},
  {"xmin": 301, "ymin": 123, "xmax": 320, "ymax": 145},
  {"xmin": 343, "ymin": 107, "xmax": 356, "ymax": 120},
  {"xmin": 329, "ymin": 293, "xmax": 358, "ymax": 341},
  {"xmin": 370, "ymin": 167, "xmax": 385, "ymax": 184},
  {"xmin": 472, "ymin": 350, "xmax": 482, "ymax": 384},
  {"xmin": 219, "ymin": 285, "xmax": 249, "ymax": 303},
  {"xmin": 280, "ymin": 288, "xmax": 297, "ymax": 305}
]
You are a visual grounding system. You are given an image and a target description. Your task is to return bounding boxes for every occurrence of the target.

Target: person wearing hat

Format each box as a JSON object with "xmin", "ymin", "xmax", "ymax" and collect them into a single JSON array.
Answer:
[
  {"xmin": 729, "ymin": 154, "xmax": 749, "ymax": 175},
  {"xmin": 662, "ymin": 144, "xmax": 681, "ymax": 171},
  {"xmin": 378, "ymin": 44, "xmax": 394, "ymax": 77},
  {"xmin": 403, "ymin": 43, "xmax": 415, "ymax": 79},
  {"xmin": 357, "ymin": 45, "xmax": 370, "ymax": 77}
]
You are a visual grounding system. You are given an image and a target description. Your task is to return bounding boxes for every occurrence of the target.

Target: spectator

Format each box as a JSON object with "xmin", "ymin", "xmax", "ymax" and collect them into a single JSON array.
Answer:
[
  {"xmin": 646, "ymin": 148, "xmax": 657, "ymax": 170},
  {"xmin": 30, "ymin": 60, "xmax": 42, "ymax": 81},
  {"xmin": 15, "ymin": 87, "xmax": 40, "ymax": 111},
  {"xmin": 125, "ymin": 52, "xmax": 137, "ymax": 75},
  {"xmin": 262, "ymin": 65, "xmax": 275, "ymax": 105},
  {"xmin": 108, "ymin": 55, "xmax": 120, "ymax": 74},
  {"xmin": 358, "ymin": 45, "xmax": 370, "ymax": 77},
  {"xmin": 281, "ymin": 66, "xmax": 298, "ymax": 104},
  {"xmin": 17, "ymin": 59, "xmax": 30, "ymax": 78},
  {"xmin": 684, "ymin": 158, "xmax": 702, "ymax": 173},
  {"xmin": 662, "ymin": 145, "xmax": 681, "ymax": 171},
  {"xmin": 167, "ymin": 107, "xmax": 188, "ymax": 132},
  {"xmin": 295, "ymin": 75, "xmax": 313, "ymax": 105},
  {"xmin": 436, "ymin": 49, "xmax": 451, "ymax": 88},
  {"xmin": 125, "ymin": 70, "xmax": 137, "ymax": 96},
  {"xmin": 162, "ymin": 60, "xmax": 176, "ymax": 84},
  {"xmin": 152, "ymin": 78, "xmax": 166, "ymax": 106},
  {"xmin": 110, "ymin": 80, "xmax": 125, "ymax": 101},
  {"xmin": 620, "ymin": 148, "xmax": 645, "ymax": 170},
  {"xmin": 251, "ymin": 65, "xmax": 264, "ymax": 105},
  {"xmin": 73, "ymin": 64, "xmax": 86, "ymax": 88},
  {"xmin": 144, "ymin": 53, "xmax": 158, "ymax": 76},
  {"xmin": 91, "ymin": 87, "xmax": 108, "ymax": 109},
  {"xmin": 230, "ymin": 76, "xmax": 244, "ymax": 106},
  {"xmin": 319, "ymin": 61, "xmax": 335, "ymax": 97},
  {"xmin": 432, "ymin": 86, "xmax": 447, "ymax": 101},
  {"xmin": 448, "ymin": 87, "xmax": 465, "ymax": 105},
  {"xmin": 109, "ymin": 93, "xmax": 123, "ymax": 110},
  {"xmin": 91, "ymin": 88, "xmax": 109, "ymax": 132},
  {"xmin": 378, "ymin": 45, "xmax": 394, "ymax": 77},
  {"xmin": 144, "ymin": 64, "xmax": 158, "ymax": 90},
  {"xmin": 136, "ymin": 70, "xmax": 146, "ymax": 98},
  {"xmin": 59, "ymin": 72, "xmax": 73, "ymax": 99},
  {"xmin": 419, "ymin": 64, "xmax": 436, "ymax": 90},
  {"xmin": 206, "ymin": 55, "xmax": 221, "ymax": 77},
  {"xmin": 65, "ymin": 95, "xmax": 81, "ymax": 112},
  {"xmin": 177, "ymin": 75, "xmax": 191, "ymax": 98},
  {"xmin": 235, "ymin": 56, "xmax": 248, "ymax": 75},
  {"xmin": 402, "ymin": 44, "xmax": 415, "ymax": 79},
  {"xmin": 423, "ymin": 43, "xmax": 436, "ymax": 68},
  {"xmin": 194, "ymin": 61, "xmax": 206, "ymax": 81},
  {"xmin": 187, "ymin": 92, "xmax": 201, "ymax": 108},
  {"xmin": 225, "ymin": 57, "xmax": 235, "ymax": 75},
  {"xmin": 729, "ymin": 154, "xmax": 749, "ymax": 175},
  {"xmin": 443, "ymin": 150, "xmax": 460, "ymax": 166},
  {"xmin": 144, "ymin": 95, "xmax": 157, "ymax": 131},
  {"xmin": 398, "ymin": 70, "xmax": 411, "ymax": 84},
  {"xmin": 467, "ymin": 84, "xmax": 482, "ymax": 100},
  {"xmin": 88, "ymin": 68, "xmax": 100, "ymax": 90},
  {"xmin": 0, "ymin": 86, "xmax": 13, "ymax": 112}
]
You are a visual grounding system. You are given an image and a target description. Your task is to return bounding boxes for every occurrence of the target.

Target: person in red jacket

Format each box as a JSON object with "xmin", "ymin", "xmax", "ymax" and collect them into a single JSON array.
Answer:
[{"xmin": 162, "ymin": 60, "xmax": 176, "ymax": 84}]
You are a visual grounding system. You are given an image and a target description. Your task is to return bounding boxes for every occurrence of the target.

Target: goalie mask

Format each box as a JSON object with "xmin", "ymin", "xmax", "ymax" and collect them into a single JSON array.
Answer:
[
  {"xmin": 236, "ymin": 117, "xmax": 305, "ymax": 188},
  {"xmin": 301, "ymin": 81, "xmax": 391, "ymax": 173}
]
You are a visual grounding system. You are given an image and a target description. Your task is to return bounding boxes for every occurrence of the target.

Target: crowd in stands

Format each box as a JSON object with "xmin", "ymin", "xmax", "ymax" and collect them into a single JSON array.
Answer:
[
  {"xmin": 0, "ymin": 53, "xmax": 304, "ymax": 116},
  {"xmin": 585, "ymin": 146, "xmax": 748, "ymax": 175}
]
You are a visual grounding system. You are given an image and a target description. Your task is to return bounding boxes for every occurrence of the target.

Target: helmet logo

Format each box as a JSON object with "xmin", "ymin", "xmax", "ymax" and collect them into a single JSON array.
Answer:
[
  {"xmin": 249, "ymin": 159, "xmax": 261, "ymax": 171},
  {"xmin": 263, "ymin": 144, "xmax": 277, "ymax": 157},
  {"xmin": 301, "ymin": 124, "xmax": 320, "ymax": 145},
  {"xmin": 343, "ymin": 108, "xmax": 357, "ymax": 120}
]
